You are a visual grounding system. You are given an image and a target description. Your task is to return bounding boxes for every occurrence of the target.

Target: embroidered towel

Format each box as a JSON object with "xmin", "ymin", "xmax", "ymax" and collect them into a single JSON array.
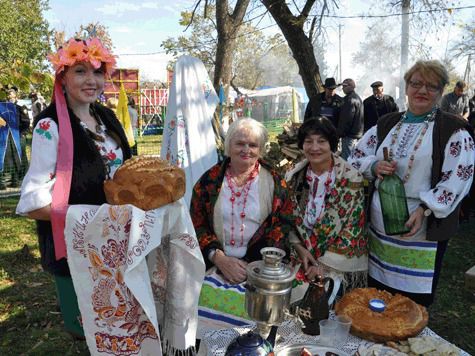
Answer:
[{"xmin": 64, "ymin": 199, "xmax": 205, "ymax": 356}]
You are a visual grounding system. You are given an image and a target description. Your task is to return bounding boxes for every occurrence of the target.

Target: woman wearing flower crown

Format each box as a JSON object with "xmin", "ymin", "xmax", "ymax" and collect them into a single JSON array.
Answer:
[
  {"xmin": 190, "ymin": 117, "xmax": 296, "ymax": 334},
  {"xmin": 349, "ymin": 60, "xmax": 475, "ymax": 306},
  {"xmin": 16, "ymin": 38, "xmax": 131, "ymax": 338}
]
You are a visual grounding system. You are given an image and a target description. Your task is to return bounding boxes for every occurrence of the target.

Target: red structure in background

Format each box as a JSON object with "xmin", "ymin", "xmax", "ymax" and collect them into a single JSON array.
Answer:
[
  {"xmin": 104, "ymin": 68, "xmax": 140, "ymax": 104},
  {"xmin": 104, "ymin": 68, "xmax": 172, "ymax": 135},
  {"xmin": 140, "ymin": 89, "xmax": 168, "ymax": 116}
]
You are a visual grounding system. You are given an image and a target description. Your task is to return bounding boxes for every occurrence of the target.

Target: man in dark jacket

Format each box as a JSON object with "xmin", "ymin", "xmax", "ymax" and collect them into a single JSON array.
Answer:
[
  {"xmin": 304, "ymin": 77, "xmax": 343, "ymax": 127},
  {"xmin": 363, "ymin": 81, "xmax": 399, "ymax": 132},
  {"xmin": 338, "ymin": 78, "xmax": 363, "ymax": 160}
]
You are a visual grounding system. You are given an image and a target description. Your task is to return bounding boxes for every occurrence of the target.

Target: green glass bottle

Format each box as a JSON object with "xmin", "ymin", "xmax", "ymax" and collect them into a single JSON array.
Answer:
[{"xmin": 378, "ymin": 147, "xmax": 410, "ymax": 235}]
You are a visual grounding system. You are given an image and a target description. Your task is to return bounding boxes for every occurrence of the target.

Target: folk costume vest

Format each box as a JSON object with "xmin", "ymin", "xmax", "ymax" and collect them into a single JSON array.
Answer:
[{"xmin": 35, "ymin": 103, "xmax": 131, "ymax": 276}]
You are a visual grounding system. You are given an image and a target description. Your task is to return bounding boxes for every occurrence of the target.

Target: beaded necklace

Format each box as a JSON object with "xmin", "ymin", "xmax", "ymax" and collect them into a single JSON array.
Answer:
[
  {"xmin": 304, "ymin": 161, "xmax": 334, "ymax": 227},
  {"xmin": 225, "ymin": 161, "xmax": 260, "ymax": 247},
  {"xmin": 389, "ymin": 108, "xmax": 436, "ymax": 183}
]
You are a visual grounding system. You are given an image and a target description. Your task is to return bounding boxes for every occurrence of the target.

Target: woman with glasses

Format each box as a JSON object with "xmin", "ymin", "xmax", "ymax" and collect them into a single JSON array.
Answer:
[{"xmin": 348, "ymin": 60, "xmax": 474, "ymax": 306}]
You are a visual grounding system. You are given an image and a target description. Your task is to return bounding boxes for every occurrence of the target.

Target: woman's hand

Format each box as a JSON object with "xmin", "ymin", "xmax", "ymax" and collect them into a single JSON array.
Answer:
[
  {"xmin": 27, "ymin": 205, "xmax": 52, "ymax": 221},
  {"xmin": 373, "ymin": 160, "xmax": 397, "ymax": 180},
  {"xmin": 294, "ymin": 243, "xmax": 321, "ymax": 281},
  {"xmin": 213, "ymin": 250, "xmax": 248, "ymax": 284},
  {"xmin": 402, "ymin": 207, "xmax": 424, "ymax": 238}
]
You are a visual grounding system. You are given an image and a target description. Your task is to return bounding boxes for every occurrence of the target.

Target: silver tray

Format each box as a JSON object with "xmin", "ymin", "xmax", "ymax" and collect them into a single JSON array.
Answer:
[{"xmin": 276, "ymin": 343, "xmax": 350, "ymax": 356}]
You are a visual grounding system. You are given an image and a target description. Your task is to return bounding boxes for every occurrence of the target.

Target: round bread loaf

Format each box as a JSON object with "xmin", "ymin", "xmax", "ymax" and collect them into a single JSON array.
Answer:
[
  {"xmin": 335, "ymin": 288, "xmax": 428, "ymax": 342},
  {"xmin": 104, "ymin": 156, "xmax": 186, "ymax": 210}
]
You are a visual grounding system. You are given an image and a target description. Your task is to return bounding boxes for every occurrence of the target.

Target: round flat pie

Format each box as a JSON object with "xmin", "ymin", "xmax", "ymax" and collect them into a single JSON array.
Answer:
[
  {"xmin": 104, "ymin": 156, "xmax": 185, "ymax": 211},
  {"xmin": 335, "ymin": 288, "xmax": 428, "ymax": 342}
]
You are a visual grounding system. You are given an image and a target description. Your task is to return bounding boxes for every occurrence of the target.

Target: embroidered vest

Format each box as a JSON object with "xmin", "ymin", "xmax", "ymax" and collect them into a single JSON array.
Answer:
[{"xmin": 34, "ymin": 103, "xmax": 131, "ymax": 276}]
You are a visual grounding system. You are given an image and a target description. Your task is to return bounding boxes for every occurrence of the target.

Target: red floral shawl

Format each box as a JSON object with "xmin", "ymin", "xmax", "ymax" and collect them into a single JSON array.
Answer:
[
  {"xmin": 190, "ymin": 158, "xmax": 296, "ymax": 270},
  {"xmin": 286, "ymin": 155, "xmax": 367, "ymax": 283}
]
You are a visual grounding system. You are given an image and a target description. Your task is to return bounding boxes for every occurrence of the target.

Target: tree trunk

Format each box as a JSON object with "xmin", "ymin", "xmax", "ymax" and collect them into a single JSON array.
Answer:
[
  {"xmin": 399, "ymin": 0, "xmax": 410, "ymax": 110},
  {"xmin": 214, "ymin": 0, "xmax": 250, "ymax": 97},
  {"xmin": 261, "ymin": 0, "xmax": 323, "ymax": 99},
  {"xmin": 212, "ymin": 0, "xmax": 250, "ymax": 151}
]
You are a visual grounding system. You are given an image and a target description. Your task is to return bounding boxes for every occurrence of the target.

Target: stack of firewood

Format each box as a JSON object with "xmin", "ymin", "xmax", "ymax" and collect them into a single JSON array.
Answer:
[{"xmin": 265, "ymin": 122, "xmax": 303, "ymax": 173}]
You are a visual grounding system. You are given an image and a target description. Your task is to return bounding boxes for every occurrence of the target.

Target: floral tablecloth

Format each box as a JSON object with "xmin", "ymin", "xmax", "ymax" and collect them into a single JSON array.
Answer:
[{"xmin": 197, "ymin": 312, "xmax": 468, "ymax": 356}]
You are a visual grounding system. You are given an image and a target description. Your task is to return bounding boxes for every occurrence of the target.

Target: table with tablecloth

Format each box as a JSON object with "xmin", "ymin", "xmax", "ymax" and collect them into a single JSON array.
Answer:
[{"xmin": 197, "ymin": 312, "xmax": 468, "ymax": 355}]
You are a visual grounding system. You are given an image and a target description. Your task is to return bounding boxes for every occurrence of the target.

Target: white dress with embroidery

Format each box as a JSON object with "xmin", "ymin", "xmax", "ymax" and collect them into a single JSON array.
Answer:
[{"xmin": 16, "ymin": 118, "xmax": 124, "ymax": 215}]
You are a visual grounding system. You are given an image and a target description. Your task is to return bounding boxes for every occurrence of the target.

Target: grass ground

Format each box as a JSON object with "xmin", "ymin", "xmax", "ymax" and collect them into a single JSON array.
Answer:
[{"xmin": 1, "ymin": 195, "xmax": 474, "ymax": 354}]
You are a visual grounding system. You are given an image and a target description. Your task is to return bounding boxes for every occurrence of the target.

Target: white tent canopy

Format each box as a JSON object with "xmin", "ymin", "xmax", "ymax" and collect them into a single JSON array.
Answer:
[{"xmin": 230, "ymin": 86, "xmax": 304, "ymax": 122}]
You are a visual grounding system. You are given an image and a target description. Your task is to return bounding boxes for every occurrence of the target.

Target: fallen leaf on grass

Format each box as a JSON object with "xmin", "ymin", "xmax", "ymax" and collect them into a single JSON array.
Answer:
[
  {"xmin": 26, "ymin": 282, "xmax": 43, "ymax": 287},
  {"xmin": 448, "ymin": 310, "xmax": 460, "ymax": 318},
  {"xmin": 31, "ymin": 340, "xmax": 44, "ymax": 351}
]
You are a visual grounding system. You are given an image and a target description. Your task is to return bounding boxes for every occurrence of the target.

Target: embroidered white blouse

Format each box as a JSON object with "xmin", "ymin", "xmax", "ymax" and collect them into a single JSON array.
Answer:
[
  {"xmin": 348, "ymin": 121, "xmax": 474, "ymax": 240},
  {"xmin": 212, "ymin": 166, "xmax": 275, "ymax": 259},
  {"xmin": 304, "ymin": 166, "xmax": 336, "ymax": 229},
  {"xmin": 16, "ymin": 118, "xmax": 124, "ymax": 215}
]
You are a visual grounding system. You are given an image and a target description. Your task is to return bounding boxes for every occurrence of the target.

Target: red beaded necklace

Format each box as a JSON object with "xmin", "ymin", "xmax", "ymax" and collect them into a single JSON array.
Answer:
[{"xmin": 225, "ymin": 161, "xmax": 260, "ymax": 247}]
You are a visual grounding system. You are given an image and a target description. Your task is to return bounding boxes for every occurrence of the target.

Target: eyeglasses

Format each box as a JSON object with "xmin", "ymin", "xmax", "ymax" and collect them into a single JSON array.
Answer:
[{"xmin": 408, "ymin": 80, "xmax": 440, "ymax": 93}]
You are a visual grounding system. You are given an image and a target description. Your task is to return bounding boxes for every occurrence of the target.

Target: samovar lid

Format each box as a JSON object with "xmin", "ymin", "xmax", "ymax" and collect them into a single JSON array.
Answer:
[{"xmin": 247, "ymin": 247, "xmax": 294, "ymax": 282}]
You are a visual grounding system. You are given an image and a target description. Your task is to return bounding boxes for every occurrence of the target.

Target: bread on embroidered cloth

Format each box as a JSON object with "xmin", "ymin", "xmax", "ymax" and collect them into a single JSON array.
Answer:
[
  {"xmin": 335, "ymin": 287, "xmax": 428, "ymax": 342},
  {"xmin": 104, "ymin": 156, "xmax": 186, "ymax": 210}
]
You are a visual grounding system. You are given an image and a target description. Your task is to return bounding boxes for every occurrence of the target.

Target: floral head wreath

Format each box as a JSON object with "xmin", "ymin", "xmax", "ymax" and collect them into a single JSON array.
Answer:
[{"xmin": 47, "ymin": 37, "xmax": 116, "ymax": 76}]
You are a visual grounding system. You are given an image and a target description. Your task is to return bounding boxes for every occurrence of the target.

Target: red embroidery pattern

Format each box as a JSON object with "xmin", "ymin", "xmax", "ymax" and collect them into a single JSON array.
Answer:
[
  {"xmin": 366, "ymin": 134, "xmax": 377, "ymax": 148},
  {"xmin": 179, "ymin": 233, "xmax": 198, "ymax": 249},
  {"xmin": 449, "ymin": 141, "xmax": 462, "ymax": 157},
  {"xmin": 39, "ymin": 120, "xmax": 50, "ymax": 131},
  {"xmin": 72, "ymin": 206, "xmax": 159, "ymax": 354},
  {"xmin": 440, "ymin": 170, "xmax": 452, "ymax": 182},
  {"xmin": 95, "ymin": 321, "xmax": 158, "ymax": 355},
  {"xmin": 87, "ymin": 244, "xmax": 157, "ymax": 355},
  {"xmin": 437, "ymin": 190, "xmax": 454, "ymax": 205},
  {"xmin": 457, "ymin": 164, "xmax": 474, "ymax": 181},
  {"xmin": 465, "ymin": 136, "xmax": 475, "ymax": 151}
]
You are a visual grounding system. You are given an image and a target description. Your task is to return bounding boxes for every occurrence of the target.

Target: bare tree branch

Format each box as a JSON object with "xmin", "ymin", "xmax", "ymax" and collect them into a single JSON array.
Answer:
[
  {"xmin": 309, "ymin": 16, "xmax": 318, "ymax": 43},
  {"xmin": 299, "ymin": 0, "xmax": 317, "ymax": 22},
  {"xmin": 185, "ymin": 0, "xmax": 203, "ymax": 32},
  {"xmin": 230, "ymin": 74, "xmax": 242, "ymax": 95}
]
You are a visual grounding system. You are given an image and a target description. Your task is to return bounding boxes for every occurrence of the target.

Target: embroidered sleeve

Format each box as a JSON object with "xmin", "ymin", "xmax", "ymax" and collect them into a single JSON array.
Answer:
[
  {"xmin": 347, "ymin": 126, "xmax": 379, "ymax": 179},
  {"xmin": 419, "ymin": 129, "xmax": 475, "ymax": 218},
  {"xmin": 16, "ymin": 119, "xmax": 58, "ymax": 215}
]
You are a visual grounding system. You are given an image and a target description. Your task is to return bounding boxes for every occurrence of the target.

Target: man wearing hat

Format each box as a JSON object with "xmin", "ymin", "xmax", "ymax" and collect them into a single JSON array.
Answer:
[
  {"xmin": 363, "ymin": 81, "xmax": 398, "ymax": 132},
  {"xmin": 304, "ymin": 77, "xmax": 343, "ymax": 127}
]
